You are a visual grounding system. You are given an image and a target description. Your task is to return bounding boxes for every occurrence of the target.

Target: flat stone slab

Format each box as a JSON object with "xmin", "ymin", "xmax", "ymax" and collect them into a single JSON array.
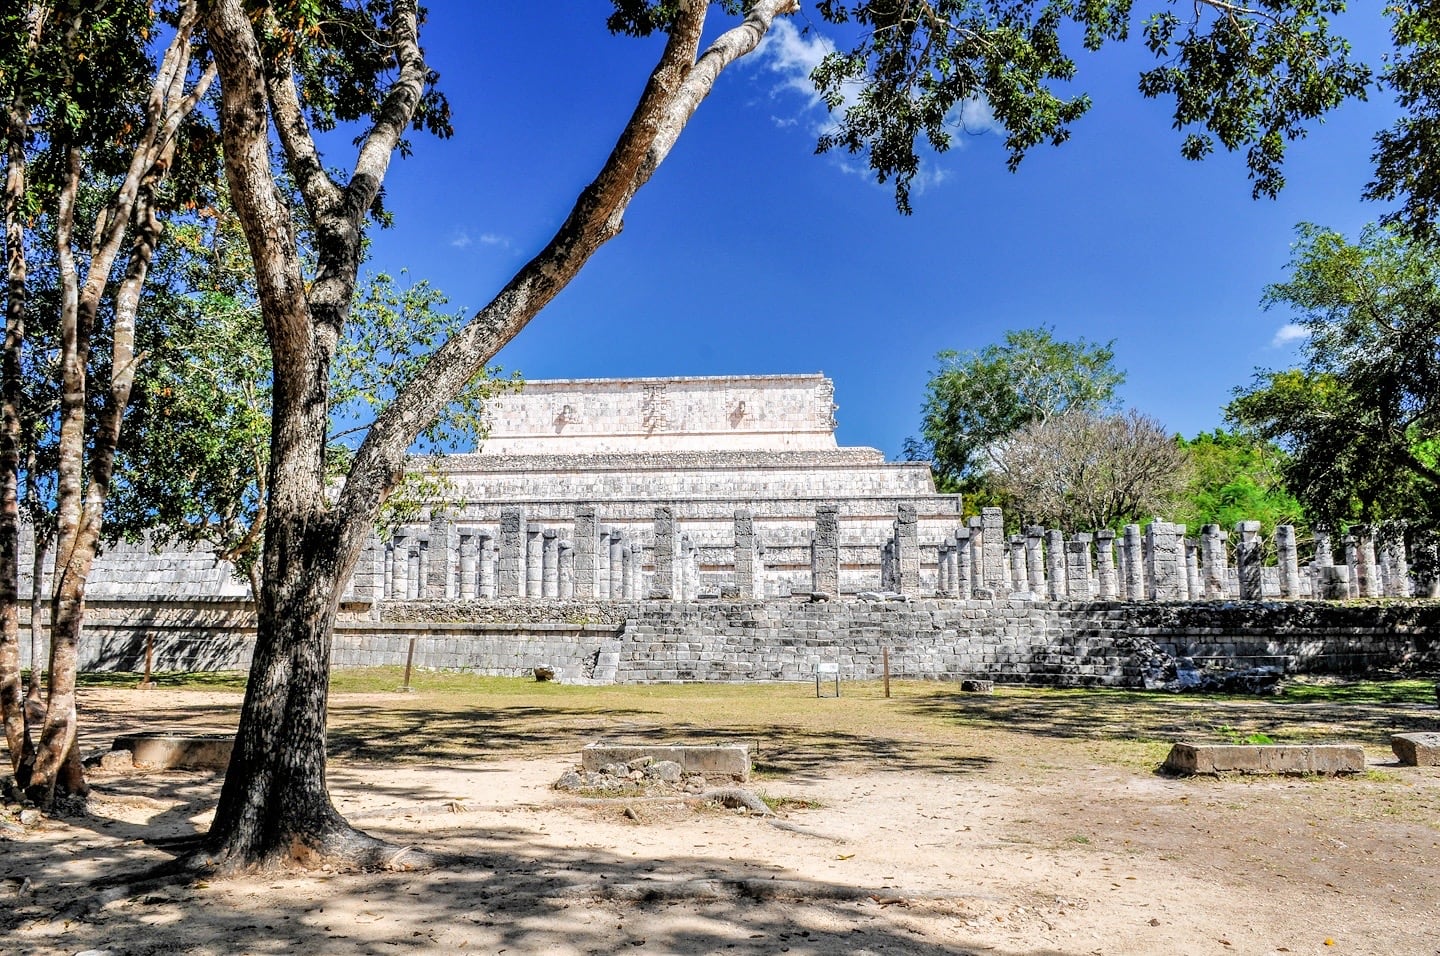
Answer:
[
  {"xmin": 582, "ymin": 743, "xmax": 749, "ymax": 781},
  {"xmin": 113, "ymin": 733, "xmax": 233, "ymax": 771},
  {"xmin": 1391, "ymin": 733, "xmax": 1440, "ymax": 767},
  {"xmin": 1163, "ymin": 742, "xmax": 1365, "ymax": 776}
]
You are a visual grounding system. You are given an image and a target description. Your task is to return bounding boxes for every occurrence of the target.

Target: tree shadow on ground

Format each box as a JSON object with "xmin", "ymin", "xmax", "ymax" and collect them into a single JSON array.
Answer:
[
  {"xmin": 324, "ymin": 702, "xmax": 995, "ymax": 777},
  {"xmin": 902, "ymin": 687, "xmax": 1440, "ymax": 745},
  {"xmin": 1, "ymin": 776, "xmax": 1058, "ymax": 956}
]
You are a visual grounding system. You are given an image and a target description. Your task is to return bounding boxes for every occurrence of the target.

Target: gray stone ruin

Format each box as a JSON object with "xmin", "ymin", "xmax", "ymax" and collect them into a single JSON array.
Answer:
[{"xmin": 365, "ymin": 499, "xmax": 1422, "ymax": 608}]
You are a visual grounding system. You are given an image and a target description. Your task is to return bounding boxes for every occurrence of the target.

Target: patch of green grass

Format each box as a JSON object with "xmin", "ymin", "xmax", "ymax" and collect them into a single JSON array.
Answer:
[
  {"xmin": 1281, "ymin": 679, "xmax": 1435, "ymax": 705},
  {"xmin": 75, "ymin": 670, "xmax": 247, "ymax": 690},
  {"xmin": 758, "ymin": 793, "xmax": 823, "ymax": 812}
]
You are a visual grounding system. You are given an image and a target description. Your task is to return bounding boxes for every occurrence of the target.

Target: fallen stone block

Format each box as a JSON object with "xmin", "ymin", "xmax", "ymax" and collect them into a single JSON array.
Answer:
[
  {"xmin": 1163, "ymin": 742, "xmax": 1364, "ymax": 776},
  {"xmin": 582, "ymin": 742, "xmax": 749, "ymax": 781},
  {"xmin": 1390, "ymin": 732, "xmax": 1440, "ymax": 767},
  {"xmin": 959, "ymin": 679, "xmax": 995, "ymax": 693},
  {"xmin": 112, "ymin": 733, "xmax": 233, "ymax": 771}
]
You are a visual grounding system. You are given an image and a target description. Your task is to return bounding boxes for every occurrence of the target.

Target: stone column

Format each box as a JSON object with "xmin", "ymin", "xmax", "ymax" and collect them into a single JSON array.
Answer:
[
  {"xmin": 542, "ymin": 528, "xmax": 559, "ymax": 599},
  {"xmin": 1146, "ymin": 521, "xmax": 1183, "ymax": 601},
  {"xmin": 1343, "ymin": 534, "xmax": 1360, "ymax": 598},
  {"xmin": 734, "ymin": 510, "xmax": 757, "ymax": 599},
  {"xmin": 1066, "ymin": 535, "xmax": 1094, "ymax": 600},
  {"xmin": 1275, "ymin": 524, "xmax": 1301, "ymax": 599},
  {"xmin": 1234, "ymin": 520, "xmax": 1263, "ymax": 600},
  {"xmin": 1045, "ymin": 529, "xmax": 1067, "ymax": 600},
  {"xmin": 1174, "ymin": 525, "xmax": 1190, "ymax": 600},
  {"xmin": 416, "ymin": 538, "xmax": 430, "ymax": 601},
  {"xmin": 895, "ymin": 504, "xmax": 920, "ymax": 595},
  {"xmin": 981, "ymin": 507, "xmax": 1007, "ymax": 596},
  {"xmin": 1201, "ymin": 525, "xmax": 1227, "ymax": 600},
  {"xmin": 349, "ymin": 533, "xmax": 384, "ymax": 605},
  {"xmin": 1313, "ymin": 529, "xmax": 1334, "ymax": 567},
  {"xmin": 937, "ymin": 543, "xmax": 953, "ymax": 596},
  {"xmin": 1184, "ymin": 537, "xmax": 1202, "ymax": 601},
  {"xmin": 1008, "ymin": 536, "xmax": 1027, "ymax": 593},
  {"xmin": 392, "ymin": 531, "xmax": 411, "ymax": 601},
  {"xmin": 631, "ymin": 540, "xmax": 644, "ymax": 600},
  {"xmin": 813, "ymin": 504, "xmax": 840, "ymax": 596},
  {"xmin": 954, "ymin": 529, "xmax": 972, "ymax": 599},
  {"xmin": 1095, "ymin": 530, "xmax": 1117, "ymax": 600},
  {"xmin": 383, "ymin": 541, "xmax": 395, "ymax": 600},
  {"xmin": 1386, "ymin": 536, "xmax": 1413, "ymax": 598},
  {"xmin": 478, "ymin": 533, "xmax": 496, "ymax": 599},
  {"xmin": 1356, "ymin": 526, "xmax": 1381, "ymax": 598},
  {"xmin": 1024, "ymin": 526, "xmax": 1046, "ymax": 594},
  {"xmin": 652, "ymin": 507, "xmax": 677, "ymax": 600},
  {"xmin": 572, "ymin": 505, "xmax": 598, "ymax": 599},
  {"xmin": 597, "ymin": 525, "xmax": 612, "ymax": 599},
  {"xmin": 525, "ymin": 527, "xmax": 544, "ymax": 600},
  {"xmin": 427, "ymin": 516, "xmax": 453, "ymax": 600},
  {"xmin": 1122, "ymin": 524, "xmax": 1144, "ymax": 600},
  {"xmin": 458, "ymin": 531, "xmax": 478, "ymax": 600},
  {"xmin": 966, "ymin": 517, "xmax": 984, "ymax": 594},
  {"xmin": 497, "ymin": 508, "xmax": 524, "ymax": 599},
  {"xmin": 558, "ymin": 539, "xmax": 575, "ymax": 599},
  {"xmin": 609, "ymin": 530, "xmax": 625, "ymax": 600}
]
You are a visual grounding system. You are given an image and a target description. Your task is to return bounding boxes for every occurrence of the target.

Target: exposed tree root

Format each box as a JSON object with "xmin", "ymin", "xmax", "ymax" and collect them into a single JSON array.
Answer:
[
  {"xmin": 697, "ymin": 786, "xmax": 772, "ymax": 814},
  {"xmin": 553, "ymin": 877, "xmax": 992, "ymax": 904}
]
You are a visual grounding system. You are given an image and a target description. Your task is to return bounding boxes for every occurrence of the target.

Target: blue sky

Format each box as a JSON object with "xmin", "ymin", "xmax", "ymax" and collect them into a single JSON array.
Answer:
[{"xmin": 362, "ymin": 3, "xmax": 1400, "ymax": 459}]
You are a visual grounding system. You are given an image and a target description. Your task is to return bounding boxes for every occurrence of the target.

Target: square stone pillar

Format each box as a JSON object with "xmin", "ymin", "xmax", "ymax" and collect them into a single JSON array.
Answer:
[
  {"xmin": 1184, "ymin": 537, "xmax": 1202, "ymax": 600},
  {"xmin": 620, "ymin": 539, "xmax": 634, "ymax": 599},
  {"xmin": 1234, "ymin": 520, "xmax": 1264, "ymax": 600},
  {"xmin": 895, "ymin": 504, "xmax": 920, "ymax": 595},
  {"xmin": 597, "ymin": 525, "xmax": 612, "ymax": 599},
  {"xmin": 1045, "ymin": 529, "xmax": 1067, "ymax": 600},
  {"xmin": 980, "ymin": 507, "xmax": 1007, "ymax": 595},
  {"xmin": 1095, "ymin": 529, "xmax": 1117, "ymax": 600},
  {"xmin": 652, "ymin": 507, "xmax": 677, "ymax": 600},
  {"xmin": 1201, "ymin": 525, "xmax": 1228, "ymax": 599},
  {"xmin": 1385, "ymin": 536, "xmax": 1413, "ymax": 598},
  {"xmin": 349, "ymin": 532, "xmax": 384, "ymax": 605},
  {"xmin": 937, "ymin": 543, "xmax": 954, "ymax": 596},
  {"xmin": 1343, "ymin": 534, "xmax": 1360, "ymax": 597},
  {"xmin": 392, "ymin": 531, "xmax": 411, "ymax": 601},
  {"xmin": 812, "ymin": 504, "xmax": 840, "ymax": 596},
  {"xmin": 525, "ymin": 527, "xmax": 544, "ymax": 600},
  {"xmin": 382, "ymin": 541, "xmax": 395, "ymax": 600},
  {"xmin": 966, "ymin": 517, "xmax": 984, "ymax": 594},
  {"xmin": 542, "ymin": 528, "xmax": 559, "ymax": 599},
  {"xmin": 558, "ymin": 539, "xmax": 575, "ymax": 599},
  {"xmin": 497, "ymin": 508, "xmax": 525, "ymax": 599},
  {"xmin": 427, "ymin": 516, "xmax": 454, "ymax": 600},
  {"xmin": 458, "ymin": 530, "xmax": 478, "ymax": 600},
  {"xmin": 1008, "ymin": 536, "xmax": 1027, "ymax": 593},
  {"xmin": 1146, "ymin": 521, "xmax": 1183, "ymax": 601},
  {"xmin": 1122, "ymin": 524, "xmax": 1144, "ymax": 600},
  {"xmin": 572, "ymin": 505, "xmax": 598, "ymax": 599},
  {"xmin": 1276, "ymin": 524, "xmax": 1301, "ymax": 599},
  {"xmin": 1024, "ymin": 526, "xmax": 1046, "ymax": 594},
  {"xmin": 1356, "ymin": 526, "xmax": 1381, "ymax": 597},
  {"xmin": 1066, "ymin": 535, "xmax": 1094, "ymax": 600},
  {"xmin": 477, "ymin": 533, "xmax": 495, "ymax": 599},
  {"xmin": 609, "ymin": 530, "xmax": 626, "ymax": 599},
  {"xmin": 734, "ymin": 510, "xmax": 758, "ymax": 599},
  {"xmin": 954, "ymin": 529, "xmax": 972, "ymax": 599}
]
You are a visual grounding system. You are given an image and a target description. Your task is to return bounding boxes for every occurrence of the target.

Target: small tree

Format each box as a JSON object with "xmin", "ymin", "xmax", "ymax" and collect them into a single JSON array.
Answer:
[{"xmin": 992, "ymin": 408, "xmax": 1188, "ymax": 532}]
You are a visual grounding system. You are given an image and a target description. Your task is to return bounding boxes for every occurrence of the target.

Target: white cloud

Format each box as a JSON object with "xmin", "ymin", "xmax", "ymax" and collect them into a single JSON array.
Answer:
[
  {"xmin": 754, "ymin": 18, "xmax": 836, "ymax": 111},
  {"xmin": 451, "ymin": 230, "xmax": 514, "ymax": 252},
  {"xmin": 1271, "ymin": 323, "xmax": 1310, "ymax": 348}
]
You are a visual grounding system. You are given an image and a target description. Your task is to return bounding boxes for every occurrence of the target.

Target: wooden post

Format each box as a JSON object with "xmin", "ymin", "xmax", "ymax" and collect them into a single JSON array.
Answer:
[
  {"xmin": 139, "ymin": 633, "xmax": 155, "ymax": 689},
  {"xmin": 883, "ymin": 646, "xmax": 891, "ymax": 699},
  {"xmin": 401, "ymin": 636, "xmax": 417, "ymax": 693}
]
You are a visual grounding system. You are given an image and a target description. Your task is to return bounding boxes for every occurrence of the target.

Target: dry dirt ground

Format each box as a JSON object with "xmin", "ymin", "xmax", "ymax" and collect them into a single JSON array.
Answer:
[{"xmin": 1, "ymin": 682, "xmax": 1438, "ymax": 956}]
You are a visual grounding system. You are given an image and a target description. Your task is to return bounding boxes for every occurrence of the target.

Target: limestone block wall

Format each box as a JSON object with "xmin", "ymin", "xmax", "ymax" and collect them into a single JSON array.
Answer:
[{"xmin": 46, "ymin": 597, "xmax": 1440, "ymax": 686}]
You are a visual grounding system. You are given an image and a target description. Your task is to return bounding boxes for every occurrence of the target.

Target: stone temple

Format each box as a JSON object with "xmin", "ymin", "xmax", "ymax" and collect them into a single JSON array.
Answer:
[{"xmin": 372, "ymin": 373, "xmax": 963, "ymax": 600}]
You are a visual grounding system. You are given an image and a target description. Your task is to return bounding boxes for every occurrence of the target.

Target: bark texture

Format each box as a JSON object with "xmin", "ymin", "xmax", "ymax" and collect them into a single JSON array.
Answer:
[
  {"xmin": 202, "ymin": 0, "xmax": 796, "ymax": 868},
  {"xmin": 24, "ymin": 4, "xmax": 213, "ymax": 806}
]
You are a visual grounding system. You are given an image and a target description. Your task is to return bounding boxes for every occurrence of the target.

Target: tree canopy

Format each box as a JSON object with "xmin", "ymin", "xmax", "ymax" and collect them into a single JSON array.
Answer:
[
  {"xmin": 1228, "ymin": 223, "xmax": 1440, "ymax": 536},
  {"xmin": 907, "ymin": 327, "xmax": 1125, "ymax": 492}
]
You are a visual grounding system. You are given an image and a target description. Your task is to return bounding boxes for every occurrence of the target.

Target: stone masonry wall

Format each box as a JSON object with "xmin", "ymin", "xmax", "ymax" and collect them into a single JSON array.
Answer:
[{"xmin": 43, "ymin": 598, "xmax": 1440, "ymax": 686}]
